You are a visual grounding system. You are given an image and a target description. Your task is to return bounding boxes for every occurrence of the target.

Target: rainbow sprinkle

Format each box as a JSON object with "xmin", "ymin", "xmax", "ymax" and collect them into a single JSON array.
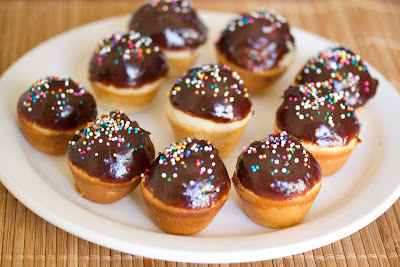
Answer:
[
  {"xmin": 93, "ymin": 31, "xmax": 159, "ymax": 67},
  {"xmin": 21, "ymin": 76, "xmax": 87, "ymax": 112},
  {"xmin": 169, "ymin": 64, "xmax": 249, "ymax": 111}
]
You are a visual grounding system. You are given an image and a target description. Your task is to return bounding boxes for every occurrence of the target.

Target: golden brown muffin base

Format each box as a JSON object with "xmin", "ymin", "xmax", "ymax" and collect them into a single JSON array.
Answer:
[
  {"xmin": 90, "ymin": 77, "xmax": 166, "ymax": 114},
  {"xmin": 18, "ymin": 115, "xmax": 83, "ymax": 154},
  {"xmin": 232, "ymin": 172, "xmax": 322, "ymax": 228},
  {"xmin": 275, "ymin": 123, "xmax": 359, "ymax": 177},
  {"xmin": 66, "ymin": 157, "xmax": 140, "ymax": 204},
  {"xmin": 216, "ymin": 47, "xmax": 295, "ymax": 95},
  {"xmin": 164, "ymin": 44, "xmax": 205, "ymax": 78},
  {"xmin": 140, "ymin": 180, "xmax": 230, "ymax": 235},
  {"xmin": 165, "ymin": 99, "xmax": 252, "ymax": 157}
]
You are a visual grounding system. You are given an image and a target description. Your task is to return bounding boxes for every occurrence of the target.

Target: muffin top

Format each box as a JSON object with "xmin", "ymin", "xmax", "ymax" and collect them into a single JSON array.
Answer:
[
  {"xmin": 89, "ymin": 31, "xmax": 168, "ymax": 88},
  {"xmin": 17, "ymin": 76, "xmax": 97, "ymax": 130},
  {"xmin": 295, "ymin": 45, "xmax": 378, "ymax": 108},
  {"xmin": 128, "ymin": 0, "xmax": 207, "ymax": 50},
  {"xmin": 235, "ymin": 132, "xmax": 322, "ymax": 200},
  {"xmin": 216, "ymin": 10, "xmax": 295, "ymax": 72},
  {"xmin": 67, "ymin": 110, "xmax": 155, "ymax": 182},
  {"xmin": 169, "ymin": 64, "xmax": 252, "ymax": 123},
  {"xmin": 142, "ymin": 138, "xmax": 231, "ymax": 209},
  {"xmin": 276, "ymin": 82, "xmax": 361, "ymax": 147}
]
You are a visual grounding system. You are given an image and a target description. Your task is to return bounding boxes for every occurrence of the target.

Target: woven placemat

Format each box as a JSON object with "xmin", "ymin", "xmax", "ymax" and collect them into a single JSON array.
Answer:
[{"xmin": 1, "ymin": 0, "xmax": 399, "ymax": 266}]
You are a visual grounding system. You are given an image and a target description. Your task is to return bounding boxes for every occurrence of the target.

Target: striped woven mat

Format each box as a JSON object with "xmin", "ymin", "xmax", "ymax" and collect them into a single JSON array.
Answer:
[{"xmin": 1, "ymin": 0, "xmax": 399, "ymax": 266}]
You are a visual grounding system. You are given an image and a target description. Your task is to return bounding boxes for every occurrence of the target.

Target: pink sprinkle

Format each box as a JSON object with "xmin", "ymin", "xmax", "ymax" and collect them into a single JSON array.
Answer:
[
  {"xmin": 282, "ymin": 155, "xmax": 287, "ymax": 159},
  {"xmin": 365, "ymin": 81, "xmax": 370, "ymax": 86},
  {"xmin": 259, "ymin": 155, "xmax": 263, "ymax": 159},
  {"xmin": 284, "ymin": 106, "xmax": 288, "ymax": 110},
  {"xmin": 365, "ymin": 87, "xmax": 370, "ymax": 92},
  {"xmin": 87, "ymin": 147, "xmax": 91, "ymax": 151}
]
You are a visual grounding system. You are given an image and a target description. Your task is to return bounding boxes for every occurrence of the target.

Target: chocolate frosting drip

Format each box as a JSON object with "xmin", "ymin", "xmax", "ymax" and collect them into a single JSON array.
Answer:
[
  {"xmin": 236, "ymin": 132, "xmax": 322, "ymax": 200},
  {"xmin": 296, "ymin": 45, "xmax": 378, "ymax": 108},
  {"xmin": 143, "ymin": 138, "xmax": 230, "ymax": 209},
  {"xmin": 216, "ymin": 10, "xmax": 295, "ymax": 71},
  {"xmin": 89, "ymin": 31, "xmax": 167, "ymax": 88},
  {"xmin": 67, "ymin": 110, "xmax": 155, "ymax": 183},
  {"xmin": 128, "ymin": 1, "xmax": 207, "ymax": 50},
  {"xmin": 17, "ymin": 76, "xmax": 97, "ymax": 130},
  {"xmin": 169, "ymin": 64, "xmax": 252, "ymax": 123},
  {"xmin": 276, "ymin": 82, "xmax": 361, "ymax": 147}
]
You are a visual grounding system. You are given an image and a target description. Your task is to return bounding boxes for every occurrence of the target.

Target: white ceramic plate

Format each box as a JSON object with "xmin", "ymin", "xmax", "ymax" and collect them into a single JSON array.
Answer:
[{"xmin": 0, "ymin": 11, "xmax": 399, "ymax": 264}]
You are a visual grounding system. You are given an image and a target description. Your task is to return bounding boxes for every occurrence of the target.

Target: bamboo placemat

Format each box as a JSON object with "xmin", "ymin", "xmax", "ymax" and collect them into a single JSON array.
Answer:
[{"xmin": 1, "ymin": 0, "xmax": 400, "ymax": 266}]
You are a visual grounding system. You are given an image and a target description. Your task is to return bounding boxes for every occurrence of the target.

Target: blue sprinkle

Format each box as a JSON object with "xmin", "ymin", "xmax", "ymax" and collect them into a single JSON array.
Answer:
[{"xmin": 114, "ymin": 59, "xmax": 119, "ymax": 64}]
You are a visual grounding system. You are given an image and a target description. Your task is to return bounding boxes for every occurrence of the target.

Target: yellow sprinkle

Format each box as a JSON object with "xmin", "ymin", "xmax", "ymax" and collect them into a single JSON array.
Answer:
[
  {"xmin": 146, "ymin": 48, "xmax": 151, "ymax": 54},
  {"xmin": 113, "ymin": 153, "xmax": 117, "ymax": 157}
]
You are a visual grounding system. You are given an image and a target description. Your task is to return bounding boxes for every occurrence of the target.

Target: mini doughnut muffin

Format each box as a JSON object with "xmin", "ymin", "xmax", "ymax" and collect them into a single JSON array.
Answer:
[
  {"xmin": 128, "ymin": 0, "xmax": 207, "ymax": 76},
  {"xmin": 67, "ymin": 109, "xmax": 155, "ymax": 204},
  {"xmin": 275, "ymin": 82, "xmax": 361, "ymax": 177},
  {"xmin": 89, "ymin": 31, "xmax": 168, "ymax": 113},
  {"xmin": 166, "ymin": 64, "xmax": 253, "ymax": 157},
  {"xmin": 141, "ymin": 138, "xmax": 231, "ymax": 235},
  {"xmin": 295, "ymin": 45, "xmax": 378, "ymax": 109},
  {"xmin": 233, "ymin": 132, "xmax": 322, "ymax": 228},
  {"xmin": 17, "ymin": 76, "xmax": 97, "ymax": 154},
  {"xmin": 216, "ymin": 10, "xmax": 295, "ymax": 94}
]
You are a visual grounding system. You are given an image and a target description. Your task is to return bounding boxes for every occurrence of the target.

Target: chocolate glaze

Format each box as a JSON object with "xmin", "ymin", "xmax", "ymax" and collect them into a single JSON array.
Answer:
[
  {"xmin": 235, "ymin": 132, "xmax": 322, "ymax": 200},
  {"xmin": 67, "ymin": 110, "xmax": 155, "ymax": 183},
  {"xmin": 169, "ymin": 64, "xmax": 252, "ymax": 123},
  {"xmin": 128, "ymin": 0, "xmax": 207, "ymax": 50},
  {"xmin": 89, "ymin": 32, "xmax": 168, "ymax": 88},
  {"xmin": 216, "ymin": 10, "xmax": 295, "ymax": 72},
  {"xmin": 276, "ymin": 83, "xmax": 361, "ymax": 147},
  {"xmin": 296, "ymin": 45, "xmax": 378, "ymax": 108},
  {"xmin": 17, "ymin": 77, "xmax": 97, "ymax": 130},
  {"xmin": 143, "ymin": 138, "xmax": 230, "ymax": 209}
]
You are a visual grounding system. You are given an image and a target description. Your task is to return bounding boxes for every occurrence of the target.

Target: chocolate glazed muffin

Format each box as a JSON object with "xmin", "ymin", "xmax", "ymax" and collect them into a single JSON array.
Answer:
[
  {"xmin": 233, "ymin": 132, "xmax": 322, "ymax": 228},
  {"xmin": 165, "ymin": 64, "xmax": 253, "ymax": 156},
  {"xmin": 275, "ymin": 81, "xmax": 361, "ymax": 176},
  {"xmin": 17, "ymin": 76, "xmax": 97, "ymax": 154},
  {"xmin": 295, "ymin": 45, "xmax": 378, "ymax": 109},
  {"xmin": 89, "ymin": 31, "xmax": 168, "ymax": 113},
  {"xmin": 67, "ymin": 109, "xmax": 155, "ymax": 204},
  {"xmin": 128, "ymin": 0, "xmax": 207, "ymax": 76},
  {"xmin": 216, "ymin": 9, "xmax": 295, "ymax": 94},
  {"xmin": 141, "ymin": 138, "xmax": 231, "ymax": 235}
]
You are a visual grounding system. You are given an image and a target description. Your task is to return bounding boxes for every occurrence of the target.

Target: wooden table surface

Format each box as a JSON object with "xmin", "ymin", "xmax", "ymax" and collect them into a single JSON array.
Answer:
[{"xmin": 1, "ymin": 0, "xmax": 400, "ymax": 266}]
